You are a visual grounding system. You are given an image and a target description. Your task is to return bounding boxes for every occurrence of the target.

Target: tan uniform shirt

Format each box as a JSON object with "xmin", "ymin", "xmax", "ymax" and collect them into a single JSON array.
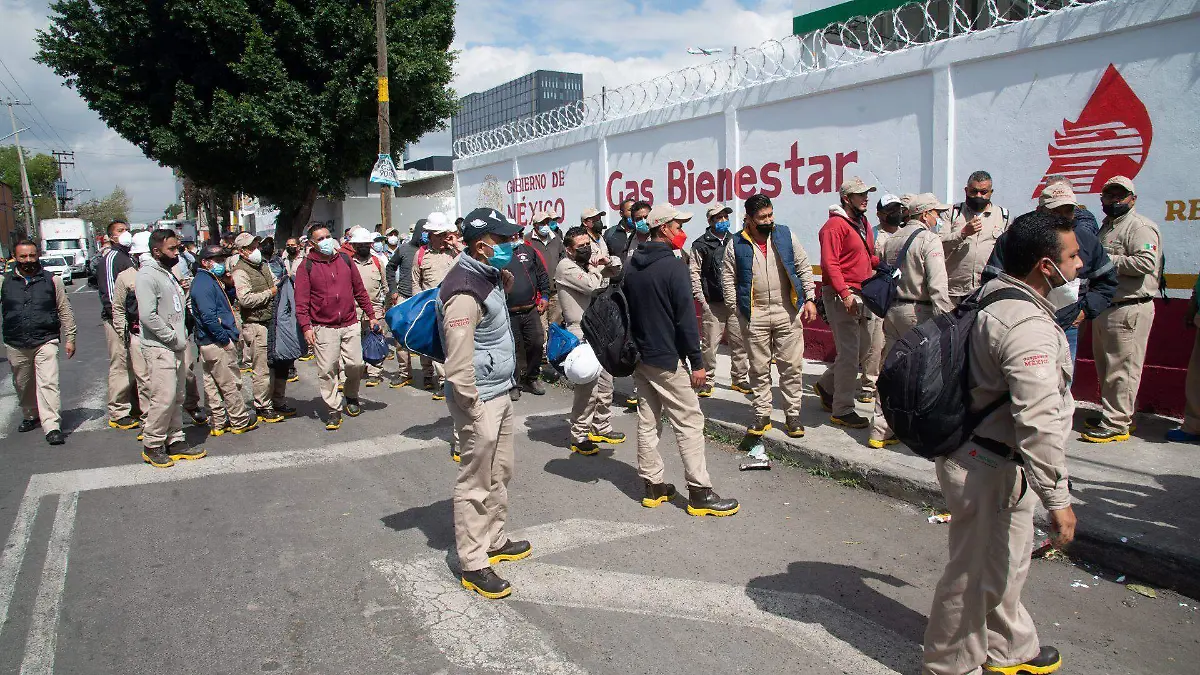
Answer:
[
  {"xmin": 874, "ymin": 226, "xmax": 899, "ymax": 255},
  {"xmin": 970, "ymin": 275, "xmax": 1072, "ymax": 510},
  {"xmin": 719, "ymin": 230, "xmax": 816, "ymax": 318},
  {"xmin": 554, "ymin": 257, "xmax": 619, "ymax": 335},
  {"xmin": 231, "ymin": 264, "xmax": 275, "ymax": 321},
  {"xmin": 412, "ymin": 247, "xmax": 457, "ymax": 293},
  {"xmin": 686, "ymin": 248, "xmax": 705, "ymax": 304},
  {"xmin": 941, "ymin": 203, "xmax": 1010, "ymax": 297},
  {"xmin": 352, "ymin": 255, "xmax": 386, "ymax": 320},
  {"xmin": 440, "ymin": 294, "xmax": 483, "ymax": 412},
  {"xmin": 1098, "ymin": 208, "xmax": 1162, "ymax": 301},
  {"xmin": 881, "ymin": 221, "xmax": 954, "ymax": 314},
  {"xmin": 111, "ymin": 266, "xmax": 138, "ymax": 342}
]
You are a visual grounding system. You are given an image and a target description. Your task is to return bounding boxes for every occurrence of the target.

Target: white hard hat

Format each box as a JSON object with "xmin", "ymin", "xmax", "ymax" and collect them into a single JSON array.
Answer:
[
  {"xmin": 424, "ymin": 211, "xmax": 454, "ymax": 233},
  {"xmin": 348, "ymin": 227, "xmax": 374, "ymax": 244},
  {"xmin": 562, "ymin": 344, "xmax": 601, "ymax": 385},
  {"xmin": 130, "ymin": 231, "xmax": 152, "ymax": 256}
]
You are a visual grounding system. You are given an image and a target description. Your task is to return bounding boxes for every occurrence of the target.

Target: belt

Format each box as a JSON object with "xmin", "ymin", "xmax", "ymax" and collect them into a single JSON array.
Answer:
[
  {"xmin": 894, "ymin": 298, "xmax": 932, "ymax": 305},
  {"xmin": 1111, "ymin": 296, "xmax": 1153, "ymax": 307},
  {"xmin": 509, "ymin": 304, "xmax": 536, "ymax": 314},
  {"xmin": 970, "ymin": 435, "xmax": 1024, "ymax": 465}
]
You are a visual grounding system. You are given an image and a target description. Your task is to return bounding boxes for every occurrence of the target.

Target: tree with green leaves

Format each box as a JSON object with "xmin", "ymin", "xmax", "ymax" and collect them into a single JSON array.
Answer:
[
  {"xmin": 163, "ymin": 203, "xmax": 183, "ymax": 219},
  {"xmin": 0, "ymin": 146, "xmax": 58, "ymax": 225},
  {"xmin": 36, "ymin": 0, "xmax": 457, "ymax": 239},
  {"xmin": 75, "ymin": 186, "xmax": 130, "ymax": 228}
]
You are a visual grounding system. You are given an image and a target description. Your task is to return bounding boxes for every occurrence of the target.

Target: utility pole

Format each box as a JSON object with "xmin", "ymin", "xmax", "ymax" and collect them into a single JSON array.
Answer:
[
  {"xmin": 5, "ymin": 99, "xmax": 38, "ymax": 239},
  {"xmin": 375, "ymin": 0, "xmax": 393, "ymax": 234},
  {"xmin": 52, "ymin": 150, "xmax": 75, "ymax": 217}
]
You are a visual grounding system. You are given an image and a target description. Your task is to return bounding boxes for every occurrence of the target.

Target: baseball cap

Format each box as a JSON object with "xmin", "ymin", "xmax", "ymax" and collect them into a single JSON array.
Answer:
[
  {"xmin": 531, "ymin": 210, "xmax": 554, "ymax": 224},
  {"xmin": 647, "ymin": 204, "xmax": 693, "ymax": 229},
  {"xmin": 1103, "ymin": 175, "xmax": 1136, "ymax": 195},
  {"xmin": 580, "ymin": 207, "xmax": 606, "ymax": 220},
  {"xmin": 839, "ymin": 176, "xmax": 877, "ymax": 197},
  {"xmin": 1039, "ymin": 184, "xmax": 1078, "ymax": 210},
  {"xmin": 348, "ymin": 227, "xmax": 375, "ymax": 244},
  {"xmin": 877, "ymin": 193, "xmax": 902, "ymax": 208},
  {"xmin": 198, "ymin": 244, "xmax": 231, "ymax": 261},
  {"xmin": 233, "ymin": 232, "xmax": 258, "ymax": 249},
  {"xmin": 706, "ymin": 203, "xmax": 733, "ymax": 219},
  {"xmin": 129, "ymin": 231, "xmax": 152, "ymax": 256},
  {"xmin": 907, "ymin": 193, "xmax": 951, "ymax": 215},
  {"xmin": 461, "ymin": 207, "xmax": 522, "ymax": 242},
  {"xmin": 424, "ymin": 211, "xmax": 455, "ymax": 233}
]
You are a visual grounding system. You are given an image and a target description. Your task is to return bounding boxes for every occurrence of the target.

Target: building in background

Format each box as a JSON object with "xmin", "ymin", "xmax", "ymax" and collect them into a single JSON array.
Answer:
[
  {"xmin": 404, "ymin": 156, "xmax": 453, "ymax": 172},
  {"xmin": 451, "ymin": 71, "xmax": 584, "ymax": 154}
]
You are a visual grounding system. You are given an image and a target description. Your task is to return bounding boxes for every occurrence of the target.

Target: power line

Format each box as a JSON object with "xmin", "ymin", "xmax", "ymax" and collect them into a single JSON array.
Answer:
[{"xmin": 0, "ymin": 56, "xmax": 72, "ymax": 150}]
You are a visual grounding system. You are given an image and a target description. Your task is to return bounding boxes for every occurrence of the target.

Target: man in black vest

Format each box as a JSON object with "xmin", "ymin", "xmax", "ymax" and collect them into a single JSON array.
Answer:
[
  {"xmin": 2, "ymin": 241, "xmax": 77, "ymax": 445},
  {"xmin": 688, "ymin": 203, "xmax": 749, "ymax": 397}
]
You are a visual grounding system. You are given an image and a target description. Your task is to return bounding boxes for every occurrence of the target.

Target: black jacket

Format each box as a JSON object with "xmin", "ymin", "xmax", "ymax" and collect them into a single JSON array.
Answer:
[
  {"xmin": 98, "ymin": 246, "xmax": 133, "ymax": 322},
  {"xmin": 624, "ymin": 241, "xmax": 702, "ymax": 371},
  {"xmin": 984, "ymin": 211, "xmax": 1117, "ymax": 328},
  {"xmin": 2, "ymin": 270, "xmax": 61, "ymax": 349},
  {"xmin": 504, "ymin": 242, "xmax": 550, "ymax": 309},
  {"xmin": 689, "ymin": 229, "xmax": 731, "ymax": 303}
]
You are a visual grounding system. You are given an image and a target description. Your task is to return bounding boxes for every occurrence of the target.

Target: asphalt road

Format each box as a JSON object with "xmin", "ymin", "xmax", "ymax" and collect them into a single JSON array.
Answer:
[{"xmin": 0, "ymin": 288, "xmax": 1196, "ymax": 674}]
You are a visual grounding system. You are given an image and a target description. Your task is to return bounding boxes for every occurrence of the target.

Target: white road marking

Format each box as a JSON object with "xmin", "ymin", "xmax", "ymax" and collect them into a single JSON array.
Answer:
[
  {"xmin": 0, "ymin": 484, "xmax": 44, "ymax": 630},
  {"xmin": 19, "ymin": 492, "xmax": 78, "ymax": 675},
  {"xmin": 373, "ymin": 519, "xmax": 669, "ymax": 674},
  {"xmin": 71, "ymin": 284, "xmax": 91, "ymax": 294}
]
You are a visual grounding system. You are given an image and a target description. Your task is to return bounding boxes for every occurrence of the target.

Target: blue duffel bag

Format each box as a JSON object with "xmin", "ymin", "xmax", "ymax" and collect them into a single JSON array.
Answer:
[{"xmin": 385, "ymin": 287, "xmax": 445, "ymax": 363}]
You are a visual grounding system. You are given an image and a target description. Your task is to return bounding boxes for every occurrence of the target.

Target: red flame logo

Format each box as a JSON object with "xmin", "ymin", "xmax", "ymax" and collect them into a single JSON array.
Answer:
[{"xmin": 1032, "ymin": 64, "xmax": 1152, "ymax": 197}]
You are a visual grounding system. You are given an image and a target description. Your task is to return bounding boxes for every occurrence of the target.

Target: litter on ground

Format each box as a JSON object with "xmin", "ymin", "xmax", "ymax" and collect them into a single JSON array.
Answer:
[{"xmin": 927, "ymin": 513, "xmax": 952, "ymax": 524}]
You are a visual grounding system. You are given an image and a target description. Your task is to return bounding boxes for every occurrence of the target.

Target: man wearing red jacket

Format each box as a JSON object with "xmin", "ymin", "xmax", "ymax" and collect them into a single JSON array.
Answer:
[
  {"xmin": 815, "ymin": 177, "xmax": 879, "ymax": 429},
  {"xmin": 295, "ymin": 224, "xmax": 379, "ymax": 431}
]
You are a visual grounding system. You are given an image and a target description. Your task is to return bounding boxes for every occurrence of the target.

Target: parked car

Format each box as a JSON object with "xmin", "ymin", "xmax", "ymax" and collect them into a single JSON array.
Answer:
[{"xmin": 39, "ymin": 255, "xmax": 74, "ymax": 285}]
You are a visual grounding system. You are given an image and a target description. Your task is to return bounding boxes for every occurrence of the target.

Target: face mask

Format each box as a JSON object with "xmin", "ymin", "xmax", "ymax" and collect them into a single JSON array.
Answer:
[
  {"xmin": 756, "ymin": 222, "xmax": 775, "ymax": 234},
  {"xmin": 211, "ymin": 263, "xmax": 226, "ymax": 277},
  {"xmin": 387, "ymin": 235, "xmax": 398, "ymax": 246},
  {"xmin": 372, "ymin": 241, "xmax": 385, "ymax": 253},
  {"xmin": 317, "ymin": 238, "xmax": 337, "ymax": 256},
  {"xmin": 420, "ymin": 232, "xmax": 429, "ymax": 245},
  {"xmin": 485, "ymin": 241, "xmax": 514, "ymax": 268},
  {"xmin": 537, "ymin": 224, "xmax": 552, "ymax": 237},
  {"xmin": 1102, "ymin": 202, "xmax": 1132, "ymax": 219},
  {"xmin": 550, "ymin": 220, "xmax": 560, "ymax": 231},
  {"xmin": 1043, "ymin": 260, "xmax": 1081, "ymax": 311},
  {"xmin": 713, "ymin": 220, "xmax": 730, "ymax": 235},
  {"xmin": 965, "ymin": 196, "xmax": 990, "ymax": 212},
  {"xmin": 247, "ymin": 249, "xmax": 263, "ymax": 265},
  {"xmin": 17, "ymin": 261, "xmax": 39, "ymax": 276},
  {"xmin": 286, "ymin": 246, "xmax": 298, "ymax": 256},
  {"xmin": 668, "ymin": 230, "xmax": 688, "ymax": 250},
  {"xmin": 116, "ymin": 231, "xmax": 133, "ymax": 248},
  {"xmin": 353, "ymin": 244, "xmax": 371, "ymax": 258},
  {"xmin": 634, "ymin": 219, "xmax": 650, "ymax": 234},
  {"xmin": 574, "ymin": 246, "xmax": 592, "ymax": 265},
  {"xmin": 882, "ymin": 212, "xmax": 903, "ymax": 227}
]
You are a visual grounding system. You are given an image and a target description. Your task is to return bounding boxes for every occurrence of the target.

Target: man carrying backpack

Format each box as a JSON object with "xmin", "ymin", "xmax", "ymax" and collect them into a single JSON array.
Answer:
[
  {"xmin": 922, "ymin": 211, "xmax": 1078, "ymax": 675},
  {"xmin": 556, "ymin": 225, "xmax": 625, "ymax": 455},
  {"xmin": 626, "ymin": 205, "xmax": 739, "ymax": 516},
  {"xmin": 867, "ymin": 193, "xmax": 954, "ymax": 449},
  {"xmin": 720, "ymin": 194, "xmax": 817, "ymax": 438},
  {"xmin": 437, "ymin": 207, "xmax": 529, "ymax": 600}
]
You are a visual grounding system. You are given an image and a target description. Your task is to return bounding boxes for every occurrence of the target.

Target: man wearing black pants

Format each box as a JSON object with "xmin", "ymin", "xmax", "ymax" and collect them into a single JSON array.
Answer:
[{"xmin": 504, "ymin": 237, "xmax": 551, "ymax": 399}]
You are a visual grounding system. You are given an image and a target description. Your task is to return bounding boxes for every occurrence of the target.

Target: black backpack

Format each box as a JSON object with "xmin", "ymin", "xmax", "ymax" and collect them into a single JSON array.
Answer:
[
  {"xmin": 581, "ymin": 284, "xmax": 640, "ymax": 378},
  {"xmin": 878, "ymin": 286, "xmax": 1033, "ymax": 459},
  {"xmin": 861, "ymin": 229, "xmax": 923, "ymax": 318}
]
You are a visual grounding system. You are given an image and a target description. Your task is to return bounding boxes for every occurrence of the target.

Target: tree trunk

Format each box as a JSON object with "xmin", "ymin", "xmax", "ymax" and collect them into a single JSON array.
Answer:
[{"xmin": 279, "ymin": 185, "xmax": 319, "ymax": 240}]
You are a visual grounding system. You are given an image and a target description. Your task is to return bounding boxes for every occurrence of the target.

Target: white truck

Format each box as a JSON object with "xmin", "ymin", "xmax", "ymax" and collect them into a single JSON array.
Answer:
[{"xmin": 39, "ymin": 218, "xmax": 94, "ymax": 278}]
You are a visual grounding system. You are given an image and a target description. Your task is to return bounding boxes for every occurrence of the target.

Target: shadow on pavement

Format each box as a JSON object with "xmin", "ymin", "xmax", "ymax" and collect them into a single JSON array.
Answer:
[
  {"xmin": 542, "ymin": 452, "xmax": 649, "ymax": 506},
  {"xmin": 381, "ymin": 497, "xmax": 455, "ymax": 551},
  {"xmin": 402, "ymin": 415, "xmax": 453, "ymax": 443},
  {"xmin": 1070, "ymin": 473, "xmax": 1200, "ymax": 552},
  {"xmin": 746, "ymin": 561, "xmax": 925, "ymax": 673},
  {"xmin": 60, "ymin": 406, "xmax": 105, "ymax": 434}
]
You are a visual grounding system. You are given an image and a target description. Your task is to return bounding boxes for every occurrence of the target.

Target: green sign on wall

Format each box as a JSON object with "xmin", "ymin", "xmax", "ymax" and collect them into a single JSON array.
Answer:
[{"xmin": 793, "ymin": 0, "xmax": 913, "ymax": 35}]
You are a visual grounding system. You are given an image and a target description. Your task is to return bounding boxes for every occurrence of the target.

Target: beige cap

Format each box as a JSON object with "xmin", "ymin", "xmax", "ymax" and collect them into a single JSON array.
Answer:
[
  {"xmin": 839, "ymin": 176, "xmax": 877, "ymax": 197},
  {"xmin": 908, "ymin": 193, "xmax": 951, "ymax": 215},
  {"xmin": 1039, "ymin": 183, "xmax": 1078, "ymax": 210},
  {"xmin": 706, "ymin": 203, "xmax": 733, "ymax": 219},
  {"xmin": 233, "ymin": 232, "xmax": 258, "ymax": 249},
  {"xmin": 1103, "ymin": 175, "xmax": 1136, "ymax": 195},
  {"xmin": 531, "ymin": 210, "xmax": 554, "ymax": 224},
  {"xmin": 580, "ymin": 207, "xmax": 606, "ymax": 220},
  {"xmin": 648, "ymin": 204, "xmax": 693, "ymax": 229}
]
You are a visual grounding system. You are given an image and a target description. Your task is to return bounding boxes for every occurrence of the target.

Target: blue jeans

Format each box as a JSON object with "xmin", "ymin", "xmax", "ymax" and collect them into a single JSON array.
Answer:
[{"xmin": 1064, "ymin": 325, "xmax": 1078, "ymax": 363}]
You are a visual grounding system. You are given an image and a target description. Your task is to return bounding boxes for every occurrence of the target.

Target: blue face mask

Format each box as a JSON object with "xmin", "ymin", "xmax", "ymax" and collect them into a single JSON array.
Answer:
[
  {"xmin": 372, "ymin": 241, "xmax": 385, "ymax": 253},
  {"xmin": 486, "ymin": 241, "xmax": 514, "ymax": 268},
  {"xmin": 420, "ymin": 231, "xmax": 429, "ymax": 244},
  {"xmin": 317, "ymin": 238, "xmax": 337, "ymax": 256},
  {"xmin": 549, "ymin": 220, "xmax": 559, "ymax": 231},
  {"xmin": 211, "ymin": 263, "xmax": 226, "ymax": 277},
  {"xmin": 537, "ymin": 225, "xmax": 552, "ymax": 237},
  {"xmin": 634, "ymin": 219, "xmax": 650, "ymax": 234},
  {"xmin": 714, "ymin": 219, "xmax": 730, "ymax": 234}
]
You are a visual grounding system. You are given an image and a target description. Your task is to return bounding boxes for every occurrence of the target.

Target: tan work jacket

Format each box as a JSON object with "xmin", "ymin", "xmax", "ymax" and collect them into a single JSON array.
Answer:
[
  {"xmin": 881, "ymin": 221, "xmax": 953, "ymax": 314},
  {"xmin": 1098, "ymin": 208, "xmax": 1162, "ymax": 302},
  {"xmin": 941, "ymin": 202, "xmax": 1010, "ymax": 297}
]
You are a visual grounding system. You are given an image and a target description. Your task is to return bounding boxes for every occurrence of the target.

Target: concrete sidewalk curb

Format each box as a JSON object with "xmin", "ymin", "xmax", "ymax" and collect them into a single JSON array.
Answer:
[{"xmin": 702, "ymin": 418, "xmax": 1200, "ymax": 601}]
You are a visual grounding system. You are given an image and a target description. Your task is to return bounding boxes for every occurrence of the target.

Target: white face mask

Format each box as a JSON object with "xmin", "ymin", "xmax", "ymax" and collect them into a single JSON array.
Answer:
[
  {"xmin": 1044, "ymin": 261, "xmax": 1081, "ymax": 311},
  {"xmin": 387, "ymin": 235, "xmax": 399, "ymax": 246},
  {"xmin": 116, "ymin": 231, "xmax": 133, "ymax": 248},
  {"xmin": 247, "ymin": 249, "xmax": 263, "ymax": 265}
]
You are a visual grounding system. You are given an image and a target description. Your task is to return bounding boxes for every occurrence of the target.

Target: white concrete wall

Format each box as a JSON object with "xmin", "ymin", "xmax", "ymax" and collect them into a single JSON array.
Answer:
[{"xmin": 455, "ymin": 0, "xmax": 1200, "ymax": 283}]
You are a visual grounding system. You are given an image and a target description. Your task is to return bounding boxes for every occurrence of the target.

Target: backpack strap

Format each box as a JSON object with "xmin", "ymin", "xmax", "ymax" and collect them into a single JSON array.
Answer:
[
  {"xmin": 894, "ymin": 229, "xmax": 924, "ymax": 267},
  {"xmin": 416, "ymin": 246, "xmax": 426, "ymax": 267}
]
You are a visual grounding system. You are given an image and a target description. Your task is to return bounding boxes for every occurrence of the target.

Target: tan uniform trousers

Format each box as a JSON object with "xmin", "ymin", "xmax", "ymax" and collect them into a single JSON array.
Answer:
[
  {"xmin": 633, "ymin": 363, "xmax": 712, "ymax": 488},
  {"xmin": 198, "ymin": 342, "xmax": 253, "ymax": 430},
  {"xmin": 127, "ymin": 335, "xmax": 152, "ymax": 425},
  {"xmin": 141, "ymin": 345, "xmax": 187, "ymax": 449},
  {"xmin": 449, "ymin": 395, "xmax": 514, "ymax": 572},
  {"xmin": 241, "ymin": 322, "xmax": 272, "ymax": 410},
  {"xmin": 701, "ymin": 303, "xmax": 749, "ymax": 388},
  {"xmin": 419, "ymin": 357, "xmax": 444, "ymax": 391},
  {"xmin": 7, "ymin": 342, "xmax": 61, "ymax": 431},
  {"xmin": 183, "ymin": 343, "xmax": 201, "ymax": 413},
  {"xmin": 743, "ymin": 305, "xmax": 806, "ymax": 420},
  {"xmin": 922, "ymin": 443, "xmax": 1040, "ymax": 675},
  {"xmin": 103, "ymin": 320, "xmax": 136, "ymax": 420},
  {"xmin": 870, "ymin": 302, "xmax": 934, "ymax": 441},
  {"xmin": 1091, "ymin": 302, "xmax": 1154, "ymax": 432},
  {"xmin": 570, "ymin": 368, "xmax": 614, "ymax": 443},
  {"xmin": 860, "ymin": 313, "xmax": 883, "ymax": 399},
  {"xmin": 314, "ymin": 324, "xmax": 363, "ymax": 411},
  {"xmin": 1183, "ymin": 328, "xmax": 1200, "ymax": 435},
  {"xmin": 816, "ymin": 286, "xmax": 876, "ymax": 416}
]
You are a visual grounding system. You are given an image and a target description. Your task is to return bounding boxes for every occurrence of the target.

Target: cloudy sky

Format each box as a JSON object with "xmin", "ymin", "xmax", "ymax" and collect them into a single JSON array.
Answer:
[{"xmin": 0, "ymin": 0, "xmax": 792, "ymax": 217}]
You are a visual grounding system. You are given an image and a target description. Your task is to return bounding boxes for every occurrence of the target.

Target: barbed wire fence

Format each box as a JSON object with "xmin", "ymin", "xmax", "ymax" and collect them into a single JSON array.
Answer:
[{"xmin": 452, "ymin": 0, "xmax": 1103, "ymax": 159}]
